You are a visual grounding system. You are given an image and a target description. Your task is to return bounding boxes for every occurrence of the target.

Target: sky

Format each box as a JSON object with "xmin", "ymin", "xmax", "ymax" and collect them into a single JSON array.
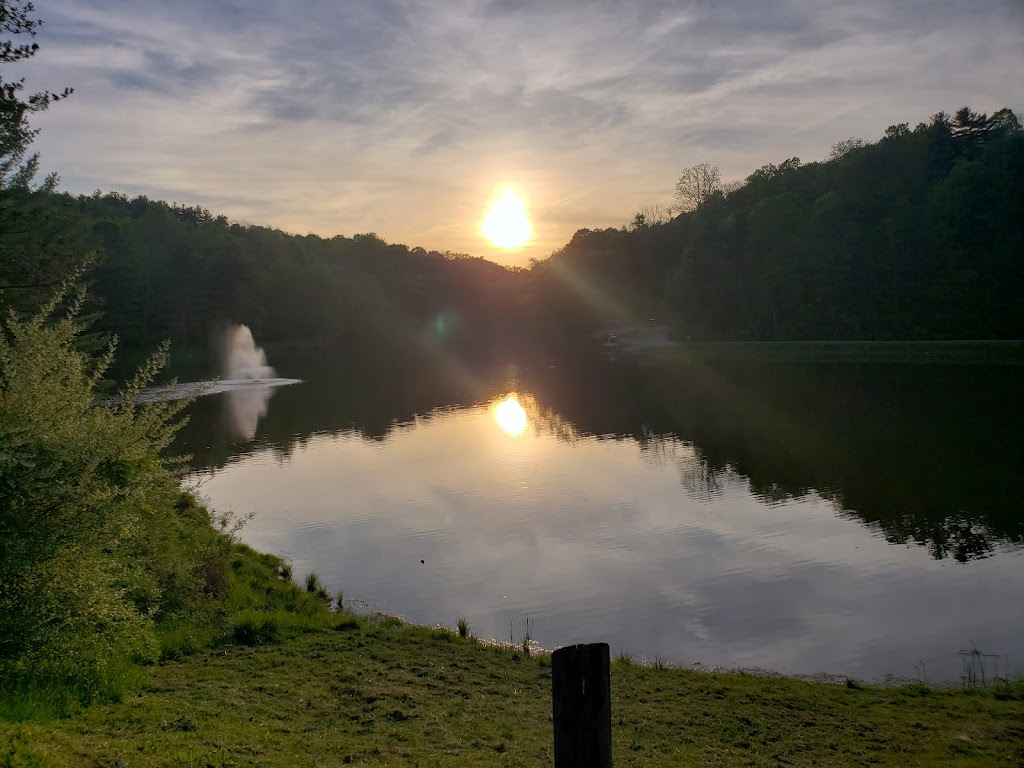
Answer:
[{"xmin": 20, "ymin": 0, "xmax": 1024, "ymax": 265}]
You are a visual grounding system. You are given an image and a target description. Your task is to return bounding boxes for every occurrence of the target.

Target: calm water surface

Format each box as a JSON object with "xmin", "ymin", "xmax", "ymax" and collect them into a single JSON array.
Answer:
[{"xmin": 175, "ymin": 356, "xmax": 1024, "ymax": 681}]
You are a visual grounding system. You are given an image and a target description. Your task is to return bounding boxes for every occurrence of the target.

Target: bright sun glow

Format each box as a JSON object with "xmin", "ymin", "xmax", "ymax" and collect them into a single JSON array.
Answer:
[
  {"xmin": 482, "ymin": 192, "xmax": 532, "ymax": 249},
  {"xmin": 493, "ymin": 394, "xmax": 528, "ymax": 436}
]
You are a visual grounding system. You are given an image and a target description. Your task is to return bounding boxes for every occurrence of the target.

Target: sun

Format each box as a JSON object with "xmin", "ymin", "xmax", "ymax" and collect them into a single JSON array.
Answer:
[
  {"xmin": 493, "ymin": 394, "xmax": 528, "ymax": 436},
  {"xmin": 482, "ymin": 192, "xmax": 532, "ymax": 249}
]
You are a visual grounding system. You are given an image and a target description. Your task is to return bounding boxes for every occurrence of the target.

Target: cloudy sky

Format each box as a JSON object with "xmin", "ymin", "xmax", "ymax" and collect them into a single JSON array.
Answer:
[{"xmin": 22, "ymin": 0, "xmax": 1024, "ymax": 265}]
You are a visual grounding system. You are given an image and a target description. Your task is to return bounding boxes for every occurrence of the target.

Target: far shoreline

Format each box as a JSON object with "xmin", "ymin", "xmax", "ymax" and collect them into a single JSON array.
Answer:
[{"xmin": 596, "ymin": 328, "xmax": 1024, "ymax": 364}]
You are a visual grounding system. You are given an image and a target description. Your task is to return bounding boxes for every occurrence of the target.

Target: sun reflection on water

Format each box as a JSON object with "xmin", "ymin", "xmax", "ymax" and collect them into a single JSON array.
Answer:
[{"xmin": 493, "ymin": 394, "xmax": 528, "ymax": 436}]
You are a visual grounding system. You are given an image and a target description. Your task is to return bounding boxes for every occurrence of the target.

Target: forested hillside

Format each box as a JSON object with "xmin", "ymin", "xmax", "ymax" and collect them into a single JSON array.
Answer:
[
  {"xmin": 535, "ymin": 107, "xmax": 1024, "ymax": 341},
  {"xmin": 3, "ymin": 107, "xmax": 1022, "ymax": 373},
  {"xmin": 75, "ymin": 195, "xmax": 532, "ymax": 368}
]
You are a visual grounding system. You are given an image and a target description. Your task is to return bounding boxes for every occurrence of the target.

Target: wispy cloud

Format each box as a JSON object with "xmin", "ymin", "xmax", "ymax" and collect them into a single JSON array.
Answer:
[{"xmin": 24, "ymin": 0, "xmax": 1024, "ymax": 263}]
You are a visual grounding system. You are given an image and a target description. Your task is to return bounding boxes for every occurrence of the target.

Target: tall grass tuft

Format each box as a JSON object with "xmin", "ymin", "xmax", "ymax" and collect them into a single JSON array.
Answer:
[
  {"xmin": 305, "ymin": 571, "xmax": 322, "ymax": 594},
  {"xmin": 279, "ymin": 562, "xmax": 293, "ymax": 582},
  {"xmin": 457, "ymin": 617, "xmax": 469, "ymax": 639},
  {"xmin": 230, "ymin": 611, "xmax": 280, "ymax": 646},
  {"xmin": 959, "ymin": 645, "xmax": 1003, "ymax": 691}
]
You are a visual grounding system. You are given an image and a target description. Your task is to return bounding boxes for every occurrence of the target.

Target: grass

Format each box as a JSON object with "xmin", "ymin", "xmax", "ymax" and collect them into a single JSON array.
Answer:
[
  {"xmin": 278, "ymin": 562, "xmax": 293, "ymax": 582},
  {"xmin": 2, "ymin": 627, "xmax": 1021, "ymax": 767},
  {"xmin": 457, "ymin": 616, "xmax": 470, "ymax": 639},
  {"xmin": 0, "ymin": 543, "xmax": 334, "ymax": 723},
  {"xmin": 2, "ymin": 549, "xmax": 1022, "ymax": 767},
  {"xmin": 959, "ymin": 646, "xmax": 1010, "ymax": 692}
]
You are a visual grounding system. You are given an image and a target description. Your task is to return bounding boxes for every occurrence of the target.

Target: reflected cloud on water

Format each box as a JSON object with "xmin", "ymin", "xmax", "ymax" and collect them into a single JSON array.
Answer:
[
  {"xmin": 175, "ymin": 358, "xmax": 1024, "ymax": 679},
  {"xmin": 184, "ymin": 400, "xmax": 1024, "ymax": 681}
]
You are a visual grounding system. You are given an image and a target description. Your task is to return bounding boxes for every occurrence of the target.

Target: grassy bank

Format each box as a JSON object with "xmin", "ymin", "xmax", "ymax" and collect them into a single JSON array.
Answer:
[
  {"xmin": 2, "ymin": 547, "xmax": 1022, "ymax": 767},
  {"xmin": 651, "ymin": 339, "xmax": 1024, "ymax": 364}
]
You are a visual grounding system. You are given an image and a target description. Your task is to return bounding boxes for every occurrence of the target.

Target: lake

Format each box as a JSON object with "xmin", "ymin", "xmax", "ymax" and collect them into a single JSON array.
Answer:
[{"xmin": 174, "ymin": 352, "xmax": 1024, "ymax": 682}]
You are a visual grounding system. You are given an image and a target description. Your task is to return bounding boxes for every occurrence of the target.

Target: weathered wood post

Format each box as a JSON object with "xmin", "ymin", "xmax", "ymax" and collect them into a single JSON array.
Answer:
[{"xmin": 551, "ymin": 642, "xmax": 612, "ymax": 768}]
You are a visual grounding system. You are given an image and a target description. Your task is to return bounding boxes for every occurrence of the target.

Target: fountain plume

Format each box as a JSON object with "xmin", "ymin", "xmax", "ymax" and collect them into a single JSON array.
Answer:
[{"xmin": 222, "ymin": 324, "xmax": 276, "ymax": 381}]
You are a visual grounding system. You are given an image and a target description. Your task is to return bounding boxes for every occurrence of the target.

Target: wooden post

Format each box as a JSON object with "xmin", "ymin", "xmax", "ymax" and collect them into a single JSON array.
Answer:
[{"xmin": 551, "ymin": 642, "xmax": 612, "ymax": 768}]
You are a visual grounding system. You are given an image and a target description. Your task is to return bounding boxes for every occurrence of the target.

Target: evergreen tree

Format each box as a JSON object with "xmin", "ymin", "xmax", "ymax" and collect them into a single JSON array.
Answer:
[{"xmin": 0, "ymin": 0, "xmax": 81, "ymax": 314}]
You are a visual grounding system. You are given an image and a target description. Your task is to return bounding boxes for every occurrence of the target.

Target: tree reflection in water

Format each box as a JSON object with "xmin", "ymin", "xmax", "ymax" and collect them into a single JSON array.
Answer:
[{"xmin": 174, "ymin": 354, "xmax": 1023, "ymax": 563}]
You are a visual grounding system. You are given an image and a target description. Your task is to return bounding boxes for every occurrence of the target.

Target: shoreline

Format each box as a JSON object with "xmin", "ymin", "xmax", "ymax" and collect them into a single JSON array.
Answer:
[
  {"xmin": 596, "ymin": 328, "xmax": 1024, "ymax": 364},
  {"xmin": 3, "ymin": 542, "xmax": 1021, "ymax": 766},
  {"xmin": 341, "ymin": 600, "xmax": 982, "ymax": 689}
]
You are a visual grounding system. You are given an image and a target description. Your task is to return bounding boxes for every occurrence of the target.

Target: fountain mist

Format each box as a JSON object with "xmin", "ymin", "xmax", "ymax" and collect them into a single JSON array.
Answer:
[{"xmin": 222, "ymin": 324, "xmax": 277, "ymax": 381}]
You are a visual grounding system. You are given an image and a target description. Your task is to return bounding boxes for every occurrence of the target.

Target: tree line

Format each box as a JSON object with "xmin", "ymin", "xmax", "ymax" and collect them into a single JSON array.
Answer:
[
  {"xmin": 535, "ymin": 107, "xmax": 1023, "ymax": 342},
  {"xmin": 79, "ymin": 193, "xmax": 533, "ymax": 371},
  {"xmin": 3, "ymin": 109, "xmax": 1022, "ymax": 369}
]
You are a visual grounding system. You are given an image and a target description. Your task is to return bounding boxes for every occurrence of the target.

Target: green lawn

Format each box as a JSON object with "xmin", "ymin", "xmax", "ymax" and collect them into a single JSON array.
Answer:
[
  {"xmin": 3, "ymin": 615, "xmax": 1022, "ymax": 767},
  {"xmin": 3, "ymin": 546, "xmax": 1021, "ymax": 766}
]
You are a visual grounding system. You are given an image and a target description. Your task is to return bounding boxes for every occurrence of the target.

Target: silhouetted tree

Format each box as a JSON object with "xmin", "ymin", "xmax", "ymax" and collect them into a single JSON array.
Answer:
[
  {"xmin": 0, "ymin": 0, "xmax": 82, "ymax": 314},
  {"xmin": 827, "ymin": 137, "xmax": 865, "ymax": 161},
  {"xmin": 673, "ymin": 162, "xmax": 721, "ymax": 212},
  {"xmin": 0, "ymin": 0, "xmax": 71, "ymax": 185}
]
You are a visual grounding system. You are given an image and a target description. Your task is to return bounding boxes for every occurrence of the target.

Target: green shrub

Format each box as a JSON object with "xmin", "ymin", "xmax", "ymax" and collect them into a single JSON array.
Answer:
[
  {"xmin": 0, "ymin": 298, "xmax": 344, "ymax": 708},
  {"xmin": 0, "ymin": 297, "xmax": 216, "ymax": 698}
]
